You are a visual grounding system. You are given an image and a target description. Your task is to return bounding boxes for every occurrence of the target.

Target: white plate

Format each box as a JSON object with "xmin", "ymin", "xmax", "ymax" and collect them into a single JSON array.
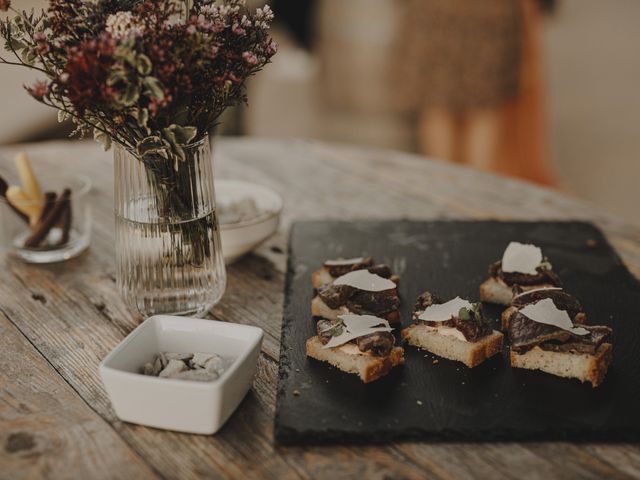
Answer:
[
  {"xmin": 99, "ymin": 315, "xmax": 263, "ymax": 435},
  {"xmin": 216, "ymin": 179, "xmax": 283, "ymax": 264}
]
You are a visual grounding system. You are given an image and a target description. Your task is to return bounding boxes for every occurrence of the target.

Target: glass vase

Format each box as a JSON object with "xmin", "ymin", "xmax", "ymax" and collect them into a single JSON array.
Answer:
[{"xmin": 114, "ymin": 136, "xmax": 226, "ymax": 317}]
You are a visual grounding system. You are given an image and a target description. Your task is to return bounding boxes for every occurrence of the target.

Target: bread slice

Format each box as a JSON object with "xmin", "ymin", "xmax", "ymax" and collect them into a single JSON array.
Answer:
[
  {"xmin": 510, "ymin": 343, "xmax": 612, "ymax": 388},
  {"xmin": 311, "ymin": 295, "xmax": 401, "ymax": 325},
  {"xmin": 480, "ymin": 278, "xmax": 556, "ymax": 306},
  {"xmin": 305, "ymin": 336, "xmax": 404, "ymax": 383},
  {"xmin": 401, "ymin": 324, "xmax": 503, "ymax": 368},
  {"xmin": 311, "ymin": 268, "xmax": 334, "ymax": 290},
  {"xmin": 500, "ymin": 306, "xmax": 518, "ymax": 330},
  {"xmin": 501, "ymin": 307, "xmax": 587, "ymax": 330}
]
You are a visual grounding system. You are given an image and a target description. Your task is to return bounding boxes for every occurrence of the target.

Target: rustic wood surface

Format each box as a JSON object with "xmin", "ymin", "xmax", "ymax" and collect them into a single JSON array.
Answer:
[{"xmin": 1, "ymin": 138, "xmax": 639, "ymax": 480}]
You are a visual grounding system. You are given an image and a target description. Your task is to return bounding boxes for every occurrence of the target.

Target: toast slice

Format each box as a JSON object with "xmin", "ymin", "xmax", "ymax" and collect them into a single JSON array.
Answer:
[
  {"xmin": 311, "ymin": 268, "xmax": 334, "ymax": 290},
  {"xmin": 479, "ymin": 277, "xmax": 556, "ymax": 306},
  {"xmin": 509, "ymin": 343, "xmax": 612, "ymax": 388},
  {"xmin": 305, "ymin": 336, "xmax": 404, "ymax": 383},
  {"xmin": 311, "ymin": 295, "xmax": 401, "ymax": 325},
  {"xmin": 401, "ymin": 324, "xmax": 503, "ymax": 368}
]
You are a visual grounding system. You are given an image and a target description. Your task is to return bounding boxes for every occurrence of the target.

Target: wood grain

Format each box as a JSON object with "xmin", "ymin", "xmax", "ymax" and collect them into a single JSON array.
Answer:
[
  {"xmin": 0, "ymin": 138, "xmax": 639, "ymax": 479},
  {"xmin": 0, "ymin": 311, "xmax": 156, "ymax": 480}
]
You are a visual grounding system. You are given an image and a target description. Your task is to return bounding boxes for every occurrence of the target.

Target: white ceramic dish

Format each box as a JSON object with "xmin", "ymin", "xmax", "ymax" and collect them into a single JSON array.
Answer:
[
  {"xmin": 216, "ymin": 179, "xmax": 283, "ymax": 264},
  {"xmin": 99, "ymin": 315, "xmax": 263, "ymax": 435}
]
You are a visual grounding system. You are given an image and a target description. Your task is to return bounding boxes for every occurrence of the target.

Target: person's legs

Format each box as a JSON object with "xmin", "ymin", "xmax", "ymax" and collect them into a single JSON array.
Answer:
[
  {"xmin": 418, "ymin": 108, "xmax": 458, "ymax": 162},
  {"xmin": 461, "ymin": 108, "xmax": 502, "ymax": 171}
]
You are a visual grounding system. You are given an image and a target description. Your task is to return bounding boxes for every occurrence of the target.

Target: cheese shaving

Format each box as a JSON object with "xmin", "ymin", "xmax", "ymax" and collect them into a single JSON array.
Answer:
[
  {"xmin": 324, "ymin": 257, "xmax": 365, "ymax": 266},
  {"xmin": 502, "ymin": 242, "xmax": 543, "ymax": 275},
  {"xmin": 323, "ymin": 314, "xmax": 393, "ymax": 349},
  {"xmin": 418, "ymin": 296, "xmax": 473, "ymax": 322},
  {"xmin": 519, "ymin": 298, "xmax": 589, "ymax": 335},
  {"xmin": 333, "ymin": 269, "xmax": 395, "ymax": 292},
  {"xmin": 513, "ymin": 286, "xmax": 563, "ymax": 300}
]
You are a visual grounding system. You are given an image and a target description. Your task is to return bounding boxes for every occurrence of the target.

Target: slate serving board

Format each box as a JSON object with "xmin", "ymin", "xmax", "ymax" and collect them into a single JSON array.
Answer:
[{"xmin": 274, "ymin": 220, "xmax": 640, "ymax": 444}]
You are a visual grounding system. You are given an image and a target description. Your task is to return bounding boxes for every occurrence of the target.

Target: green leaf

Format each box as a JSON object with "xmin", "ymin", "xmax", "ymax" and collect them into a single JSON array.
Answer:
[
  {"xmin": 137, "ymin": 135, "xmax": 169, "ymax": 160},
  {"xmin": 8, "ymin": 37, "xmax": 27, "ymax": 51},
  {"xmin": 142, "ymin": 77, "xmax": 164, "ymax": 100},
  {"xmin": 130, "ymin": 108, "xmax": 149, "ymax": 129},
  {"xmin": 107, "ymin": 68, "xmax": 127, "ymax": 87},
  {"xmin": 22, "ymin": 49, "xmax": 37, "ymax": 66},
  {"xmin": 458, "ymin": 307, "xmax": 470, "ymax": 321},
  {"xmin": 119, "ymin": 83, "xmax": 140, "ymax": 107},
  {"xmin": 136, "ymin": 54, "xmax": 152, "ymax": 75},
  {"xmin": 164, "ymin": 124, "xmax": 197, "ymax": 146},
  {"xmin": 93, "ymin": 129, "xmax": 112, "ymax": 151}
]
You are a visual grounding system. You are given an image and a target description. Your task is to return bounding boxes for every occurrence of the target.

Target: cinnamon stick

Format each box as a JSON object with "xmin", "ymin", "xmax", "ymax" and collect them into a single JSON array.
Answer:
[
  {"xmin": 24, "ymin": 189, "xmax": 71, "ymax": 248},
  {"xmin": 39, "ymin": 192, "xmax": 57, "ymax": 223},
  {"xmin": 0, "ymin": 176, "xmax": 29, "ymax": 224},
  {"xmin": 56, "ymin": 193, "xmax": 72, "ymax": 246}
]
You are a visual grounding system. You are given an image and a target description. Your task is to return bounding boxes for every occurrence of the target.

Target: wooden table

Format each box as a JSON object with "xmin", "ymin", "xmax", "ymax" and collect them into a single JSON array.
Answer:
[{"xmin": 1, "ymin": 138, "xmax": 640, "ymax": 480}]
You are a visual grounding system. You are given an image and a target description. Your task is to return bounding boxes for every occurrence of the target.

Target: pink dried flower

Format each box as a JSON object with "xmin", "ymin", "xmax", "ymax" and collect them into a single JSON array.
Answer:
[
  {"xmin": 26, "ymin": 80, "xmax": 49, "ymax": 100},
  {"xmin": 0, "ymin": 0, "xmax": 10, "ymax": 12},
  {"xmin": 231, "ymin": 23, "xmax": 245, "ymax": 36},
  {"xmin": 34, "ymin": 32, "xmax": 50, "ymax": 54},
  {"xmin": 242, "ymin": 51, "xmax": 258, "ymax": 66},
  {"xmin": 266, "ymin": 40, "xmax": 278, "ymax": 56}
]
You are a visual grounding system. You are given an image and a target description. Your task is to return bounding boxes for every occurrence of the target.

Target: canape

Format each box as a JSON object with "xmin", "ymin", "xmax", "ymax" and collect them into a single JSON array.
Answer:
[
  {"xmin": 306, "ymin": 314, "xmax": 405, "ymax": 383},
  {"xmin": 480, "ymin": 241, "xmax": 562, "ymax": 306},
  {"xmin": 508, "ymin": 298, "xmax": 613, "ymax": 387},
  {"xmin": 401, "ymin": 292, "xmax": 503, "ymax": 368}
]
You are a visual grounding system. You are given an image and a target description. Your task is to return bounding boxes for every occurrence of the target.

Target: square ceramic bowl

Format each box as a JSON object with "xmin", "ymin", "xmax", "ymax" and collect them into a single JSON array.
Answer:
[{"xmin": 99, "ymin": 315, "xmax": 263, "ymax": 434}]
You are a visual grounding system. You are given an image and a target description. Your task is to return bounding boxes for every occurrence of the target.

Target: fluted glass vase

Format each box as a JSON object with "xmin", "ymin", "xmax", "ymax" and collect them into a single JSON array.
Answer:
[{"xmin": 114, "ymin": 136, "xmax": 226, "ymax": 317}]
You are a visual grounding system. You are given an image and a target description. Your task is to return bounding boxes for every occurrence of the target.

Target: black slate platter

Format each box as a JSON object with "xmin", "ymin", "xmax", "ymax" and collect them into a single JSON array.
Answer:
[{"xmin": 274, "ymin": 220, "xmax": 640, "ymax": 444}]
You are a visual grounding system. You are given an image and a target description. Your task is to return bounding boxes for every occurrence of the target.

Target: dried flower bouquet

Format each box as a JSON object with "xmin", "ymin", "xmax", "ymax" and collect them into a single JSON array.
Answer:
[{"xmin": 0, "ymin": 0, "xmax": 276, "ymax": 266}]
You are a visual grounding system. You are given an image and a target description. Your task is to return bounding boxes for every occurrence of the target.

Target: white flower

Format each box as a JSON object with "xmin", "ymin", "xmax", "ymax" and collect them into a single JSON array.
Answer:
[
  {"xmin": 105, "ymin": 11, "xmax": 144, "ymax": 40},
  {"xmin": 255, "ymin": 5, "xmax": 274, "ymax": 22}
]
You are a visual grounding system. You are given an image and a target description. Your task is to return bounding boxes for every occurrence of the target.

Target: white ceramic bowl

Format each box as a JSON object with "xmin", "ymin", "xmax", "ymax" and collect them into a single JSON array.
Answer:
[
  {"xmin": 99, "ymin": 315, "xmax": 263, "ymax": 435},
  {"xmin": 216, "ymin": 180, "xmax": 283, "ymax": 264}
]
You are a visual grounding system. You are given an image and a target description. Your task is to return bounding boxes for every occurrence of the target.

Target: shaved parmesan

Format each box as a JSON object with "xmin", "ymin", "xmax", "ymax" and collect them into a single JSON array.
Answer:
[
  {"xmin": 513, "ymin": 287, "xmax": 563, "ymax": 299},
  {"xmin": 323, "ymin": 314, "xmax": 393, "ymax": 349},
  {"xmin": 325, "ymin": 257, "xmax": 365, "ymax": 266},
  {"xmin": 520, "ymin": 298, "xmax": 589, "ymax": 335},
  {"xmin": 418, "ymin": 297, "xmax": 473, "ymax": 322},
  {"xmin": 502, "ymin": 242, "xmax": 543, "ymax": 275},
  {"xmin": 333, "ymin": 269, "xmax": 395, "ymax": 292}
]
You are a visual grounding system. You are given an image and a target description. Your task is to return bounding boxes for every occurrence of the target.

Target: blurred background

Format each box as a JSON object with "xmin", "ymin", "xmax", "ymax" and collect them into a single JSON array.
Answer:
[{"xmin": 1, "ymin": 0, "xmax": 638, "ymax": 223}]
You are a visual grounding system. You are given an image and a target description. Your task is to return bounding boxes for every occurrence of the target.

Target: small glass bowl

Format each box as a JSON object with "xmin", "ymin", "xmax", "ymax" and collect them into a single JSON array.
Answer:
[{"xmin": 0, "ymin": 173, "xmax": 92, "ymax": 263}]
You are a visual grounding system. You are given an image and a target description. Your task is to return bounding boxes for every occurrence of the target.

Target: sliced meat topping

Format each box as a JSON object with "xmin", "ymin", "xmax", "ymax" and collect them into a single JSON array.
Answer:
[
  {"xmin": 317, "ymin": 318, "xmax": 341, "ymax": 344},
  {"xmin": 412, "ymin": 291, "xmax": 441, "ymax": 317},
  {"xmin": 511, "ymin": 289, "xmax": 583, "ymax": 321},
  {"xmin": 509, "ymin": 313, "xmax": 612, "ymax": 354},
  {"xmin": 323, "ymin": 257, "xmax": 395, "ymax": 281},
  {"xmin": 315, "ymin": 318, "xmax": 395, "ymax": 356},
  {"xmin": 489, "ymin": 260, "xmax": 562, "ymax": 287},
  {"xmin": 355, "ymin": 331, "xmax": 395, "ymax": 356},
  {"xmin": 324, "ymin": 257, "xmax": 374, "ymax": 277},
  {"xmin": 317, "ymin": 283, "xmax": 399, "ymax": 316}
]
